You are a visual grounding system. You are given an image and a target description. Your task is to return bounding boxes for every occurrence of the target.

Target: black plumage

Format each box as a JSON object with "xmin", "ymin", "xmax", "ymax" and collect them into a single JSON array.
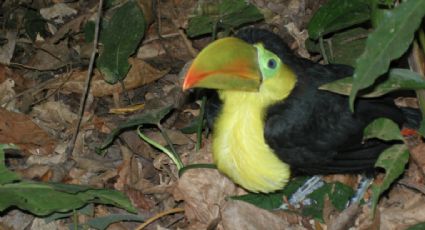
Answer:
[{"xmin": 206, "ymin": 28, "xmax": 413, "ymax": 175}]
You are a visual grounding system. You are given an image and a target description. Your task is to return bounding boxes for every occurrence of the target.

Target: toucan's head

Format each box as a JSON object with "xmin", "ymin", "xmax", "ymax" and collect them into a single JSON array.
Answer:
[{"xmin": 182, "ymin": 34, "xmax": 297, "ymax": 101}]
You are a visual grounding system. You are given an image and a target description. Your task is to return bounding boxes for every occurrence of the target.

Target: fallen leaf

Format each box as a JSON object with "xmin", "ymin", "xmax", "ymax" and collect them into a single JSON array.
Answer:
[
  {"xmin": 173, "ymin": 141, "xmax": 238, "ymax": 228},
  {"xmin": 0, "ymin": 31, "xmax": 17, "ymax": 64},
  {"xmin": 40, "ymin": 3, "xmax": 78, "ymax": 24},
  {"xmin": 0, "ymin": 78, "xmax": 16, "ymax": 110},
  {"xmin": 44, "ymin": 58, "xmax": 169, "ymax": 97},
  {"xmin": 145, "ymin": 129, "xmax": 191, "ymax": 146},
  {"xmin": 220, "ymin": 200, "xmax": 303, "ymax": 230},
  {"xmin": 409, "ymin": 143, "xmax": 425, "ymax": 176},
  {"xmin": 378, "ymin": 187, "xmax": 425, "ymax": 229},
  {"xmin": 0, "ymin": 108, "xmax": 56, "ymax": 155},
  {"xmin": 26, "ymin": 39, "xmax": 71, "ymax": 70},
  {"xmin": 31, "ymin": 101, "xmax": 78, "ymax": 135}
]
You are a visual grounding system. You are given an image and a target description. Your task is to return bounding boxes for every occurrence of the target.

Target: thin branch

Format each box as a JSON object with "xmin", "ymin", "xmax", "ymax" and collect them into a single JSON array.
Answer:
[{"xmin": 66, "ymin": 0, "xmax": 104, "ymax": 157}]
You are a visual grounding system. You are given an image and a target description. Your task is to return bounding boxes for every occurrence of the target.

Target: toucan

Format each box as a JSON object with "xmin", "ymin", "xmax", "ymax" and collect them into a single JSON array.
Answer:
[{"xmin": 182, "ymin": 28, "xmax": 414, "ymax": 193}]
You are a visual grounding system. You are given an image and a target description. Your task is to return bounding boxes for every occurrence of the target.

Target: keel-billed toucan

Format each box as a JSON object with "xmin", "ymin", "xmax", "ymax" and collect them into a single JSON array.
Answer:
[{"xmin": 183, "ymin": 28, "xmax": 411, "ymax": 193}]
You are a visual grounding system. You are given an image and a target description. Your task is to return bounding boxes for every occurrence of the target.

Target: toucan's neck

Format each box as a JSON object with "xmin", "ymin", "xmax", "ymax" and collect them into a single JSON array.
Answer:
[{"xmin": 211, "ymin": 69, "xmax": 297, "ymax": 193}]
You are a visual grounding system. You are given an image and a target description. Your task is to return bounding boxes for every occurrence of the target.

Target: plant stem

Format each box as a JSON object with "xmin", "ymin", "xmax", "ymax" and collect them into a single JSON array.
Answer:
[
  {"xmin": 319, "ymin": 36, "xmax": 329, "ymax": 64},
  {"xmin": 157, "ymin": 123, "xmax": 178, "ymax": 156},
  {"xmin": 137, "ymin": 127, "xmax": 183, "ymax": 170}
]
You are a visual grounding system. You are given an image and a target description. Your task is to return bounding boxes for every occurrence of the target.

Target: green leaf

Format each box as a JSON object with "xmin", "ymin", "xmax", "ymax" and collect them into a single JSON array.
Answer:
[
  {"xmin": 320, "ymin": 69, "xmax": 425, "ymax": 97},
  {"xmin": 408, "ymin": 222, "xmax": 425, "ymax": 230},
  {"xmin": 86, "ymin": 214, "xmax": 145, "ymax": 230},
  {"xmin": 44, "ymin": 204, "xmax": 94, "ymax": 222},
  {"xmin": 308, "ymin": 0, "xmax": 371, "ymax": 40},
  {"xmin": 24, "ymin": 9, "xmax": 48, "ymax": 41},
  {"xmin": 187, "ymin": 16, "xmax": 214, "ymax": 37},
  {"xmin": 306, "ymin": 27, "xmax": 368, "ymax": 66},
  {"xmin": 187, "ymin": 0, "xmax": 263, "ymax": 37},
  {"xmin": 371, "ymin": 144, "xmax": 409, "ymax": 214},
  {"xmin": 231, "ymin": 177, "xmax": 308, "ymax": 210},
  {"xmin": 0, "ymin": 181, "xmax": 136, "ymax": 215},
  {"xmin": 302, "ymin": 182, "xmax": 354, "ymax": 221},
  {"xmin": 97, "ymin": 1, "xmax": 146, "ymax": 84},
  {"xmin": 0, "ymin": 144, "xmax": 20, "ymax": 184},
  {"xmin": 180, "ymin": 116, "xmax": 203, "ymax": 134},
  {"xmin": 99, "ymin": 105, "xmax": 173, "ymax": 150},
  {"xmin": 349, "ymin": 0, "xmax": 425, "ymax": 110},
  {"xmin": 363, "ymin": 118, "xmax": 403, "ymax": 141}
]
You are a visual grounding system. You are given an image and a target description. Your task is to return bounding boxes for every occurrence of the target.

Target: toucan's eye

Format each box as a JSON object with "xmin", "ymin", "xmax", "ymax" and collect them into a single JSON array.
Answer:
[{"xmin": 267, "ymin": 59, "xmax": 277, "ymax": 69}]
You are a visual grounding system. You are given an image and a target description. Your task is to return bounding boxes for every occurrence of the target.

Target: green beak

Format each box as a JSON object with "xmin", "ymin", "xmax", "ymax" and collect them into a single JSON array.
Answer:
[{"xmin": 183, "ymin": 37, "xmax": 261, "ymax": 91}]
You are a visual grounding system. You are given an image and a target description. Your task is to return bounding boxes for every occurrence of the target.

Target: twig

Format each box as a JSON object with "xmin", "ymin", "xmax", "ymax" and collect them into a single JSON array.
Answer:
[
  {"xmin": 142, "ymin": 32, "xmax": 180, "ymax": 44},
  {"xmin": 135, "ymin": 207, "xmax": 185, "ymax": 230},
  {"xmin": 66, "ymin": 0, "xmax": 103, "ymax": 157},
  {"xmin": 327, "ymin": 203, "xmax": 361, "ymax": 230},
  {"xmin": 157, "ymin": 122, "xmax": 178, "ymax": 156}
]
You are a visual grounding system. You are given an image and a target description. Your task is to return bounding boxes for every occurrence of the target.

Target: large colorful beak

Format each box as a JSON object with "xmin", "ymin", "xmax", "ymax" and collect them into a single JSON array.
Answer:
[{"xmin": 183, "ymin": 37, "xmax": 261, "ymax": 91}]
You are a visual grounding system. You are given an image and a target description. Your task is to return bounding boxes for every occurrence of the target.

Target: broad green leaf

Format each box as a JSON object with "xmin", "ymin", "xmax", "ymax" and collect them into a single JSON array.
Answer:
[
  {"xmin": 97, "ymin": 1, "xmax": 146, "ymax": 84},
  {"xmin": 363, "ymin": 118, "xmax": 403, "ymax": 141},
  {"xmin": 302, "ymin": 182, "xmax": 354, "ymax": 221},
  {"xmin": 308, "ymin": 0, "xmax": 371, "ymax": 39},
  {"xmin": 349, "ymin": 0, "xmax": 425, "ymax": 110},
  {"xmin": 85, "ymin": 214, "xmax": 145, "ymax": 230},
  {"xmin": 99, "ymin": 105, "xmax": 173, "ymax": 150},
  {"xmin": 320, "ymin": 69, "xmax": 425, "ymax": 97},
  {"xmin": 371, "ymin": 144, "xmax": 409, "ymax": 214},
  {"xmin": 231, "ymin": 177, "xmax": 308, "ymax": 210},
  {"xmin": 0, "ymin": 144, "xmax": 20, "ymax": 184},
  {"xmin": 408, "ymin": 222, "xmax": 425, "ymax": 230},
  {"xmin": 187, "ymin": 16, "xmax": 214, "ymax": 37},
  {"xmin": 0, "ymin": 181, "xmax": 136, "ymax": 215},
  {"xmin": 187, "ymin": 0, "xmax": 263, "ymax": 37},
  {"xmin": 306, "ymin": 27, "xmax": 368, "ymax": 66},
  {"xmin": 44, "ymin": 204, "xmax": 94, "ymax": 222}
]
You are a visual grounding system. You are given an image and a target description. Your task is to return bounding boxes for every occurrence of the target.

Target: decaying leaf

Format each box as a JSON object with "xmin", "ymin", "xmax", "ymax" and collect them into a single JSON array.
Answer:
[
  {"xmin": 0, "ymin": 31, "xmax": 17, "ymax": 64},
  {"xmin": 221, "ymin": 200, "xmax": 304, "ymax": 230},
  {"xmin": 173, "ymin": 141, "xmax": 238, "ymax": 228},
  {"xmin": 44, "ymin": 58, "xmax": 168, "ymax": 97},
  {"xmin": 0, "ymin": 108, "xmax": 56, "ymax": 155}
]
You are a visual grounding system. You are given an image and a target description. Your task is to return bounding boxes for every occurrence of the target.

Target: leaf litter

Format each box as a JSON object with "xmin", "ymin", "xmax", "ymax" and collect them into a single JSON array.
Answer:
[{"xmin": 0, "ymin": 0, "xmax": 425, "ymax": 229}]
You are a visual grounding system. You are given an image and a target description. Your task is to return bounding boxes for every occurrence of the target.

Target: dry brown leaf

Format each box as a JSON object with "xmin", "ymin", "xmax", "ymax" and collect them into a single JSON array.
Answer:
[
  {"xmin": 0, "ymin": 31, "xmax": 17, "ymax": 64},
  {"xmin": 145, "ymin": 129, "xmax": 191, "ymax": 146},
  {"xmin": 0, "ymin": 108, "xmax": 56, "ymax": 155},
  {"xmin": 378, "ymin": 186, "xmax": 425, "ymax": 229},
  {"xmin": 172, "ymin": 140, "xmax": 239, "ymax": 228},
  {"xmin": 409, "ymin": 143, "xmax": 425, "ymax": 176},
  {"xmin": 44, "ymin": 58, "xmax": 169, "ymax": 97},
  {"xmin": 16, "ymin": 164, "xmax": 50, "ymax": 181},
  {"xmin": 40, "ymin": 3, "xmax": 77, "ymax": 24},
  {"xmin": 50, "ymin": 13, "xmax": 90, "ymax": 43},
  {"xmin": 174, "ymin": 166, "xmax": 237, "ymax": 228},
  {"xmin": 0, "ymin": 210, "xmax": 34, "ymax": 230},
  {"xmin": 26, "ymin": 39, "xmax": 71, "ymax": 70},
  {"xmin": 220, "ymin": 200, "xmax": 303, "ymax": 230},
  {"xmin": 0, "ymin": 78, "xmax": 16, "ymax": 110},
  {"xmin": 31, "ymin": 101, "xmax": 78, "ymax": 135}
]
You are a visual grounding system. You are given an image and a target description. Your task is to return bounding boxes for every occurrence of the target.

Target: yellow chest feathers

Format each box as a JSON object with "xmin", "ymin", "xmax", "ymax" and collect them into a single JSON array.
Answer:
[{"xmin": 212, "ymin": 90, "xmax": 291, "ymax": 193}]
